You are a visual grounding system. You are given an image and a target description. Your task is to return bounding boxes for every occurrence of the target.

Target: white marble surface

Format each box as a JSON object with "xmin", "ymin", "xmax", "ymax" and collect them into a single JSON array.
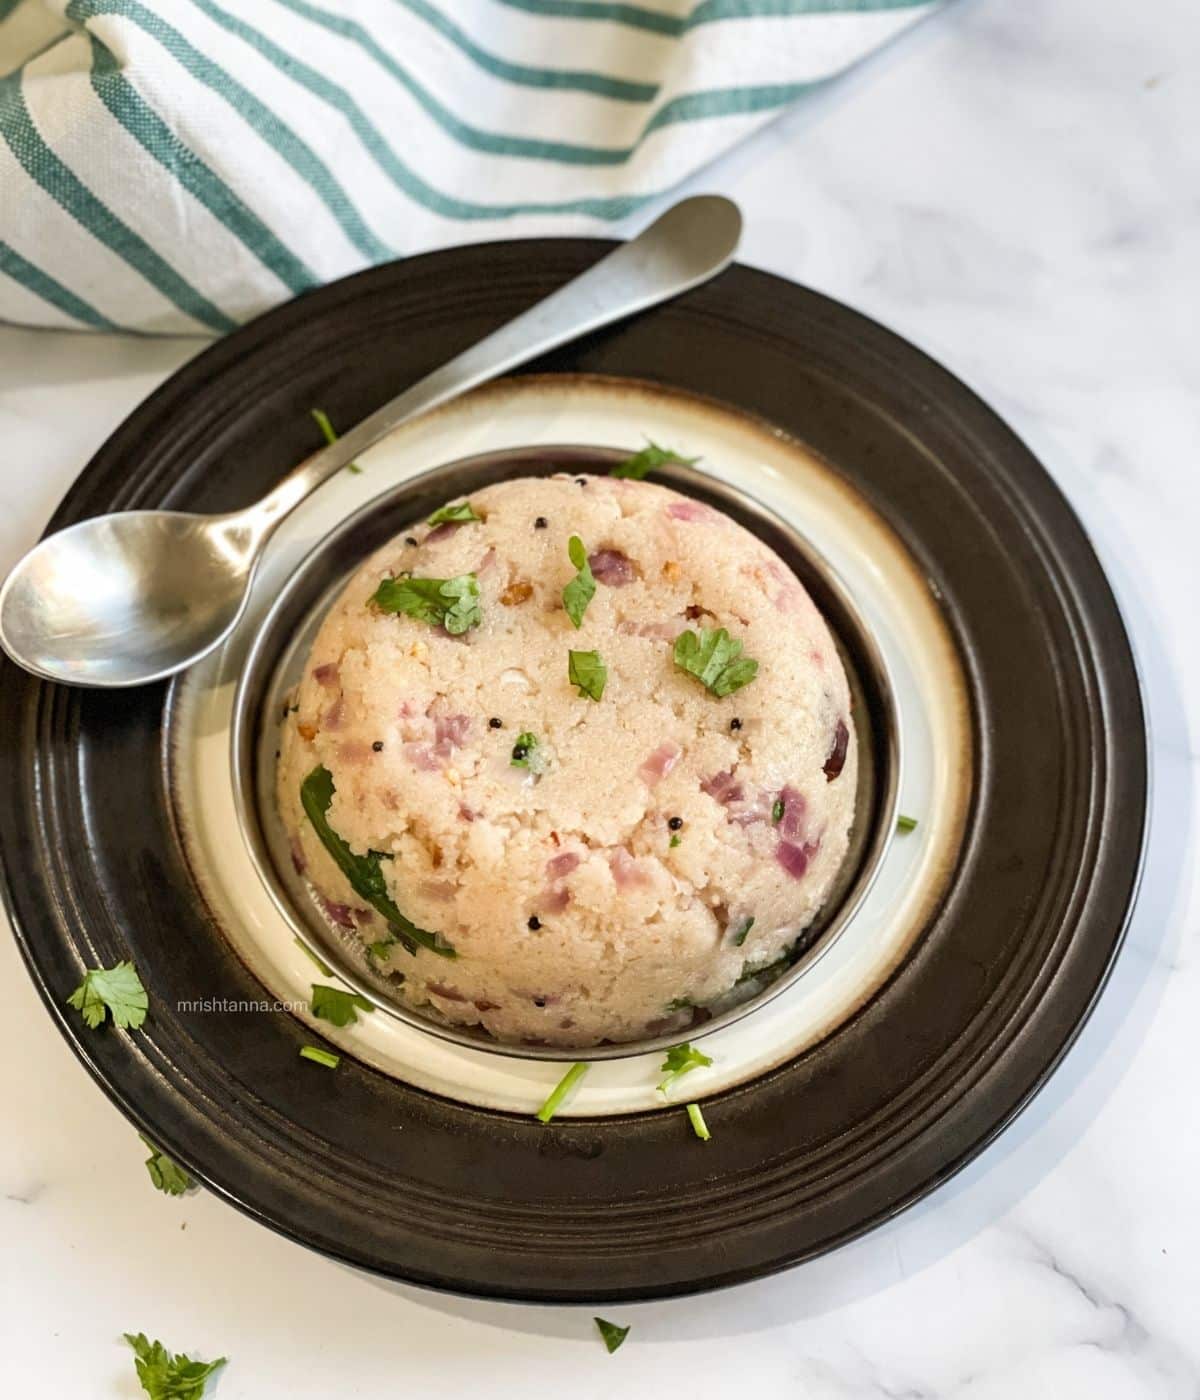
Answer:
[{"xmin": 3, "ymin": 0, "xmax": 1198, "ymax": 1394}]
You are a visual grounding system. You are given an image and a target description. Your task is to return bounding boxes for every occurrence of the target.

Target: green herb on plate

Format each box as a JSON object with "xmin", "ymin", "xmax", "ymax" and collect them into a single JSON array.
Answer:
[
  {"xmin": 311, "ymin": 407, "xmax": 361, "ymax": 474},
  {"xmin": 562, "ymin": 534, "xmax": 596, "ymax": 628},
  {"xmin": 294, "ymin": 937, "xmax": 333, "ymax": 977},
  {"xmin": 669, "ymin": 834, "xmax": 682, "ymax": 848},
  {"xmin": 311, "ymin": 983, "xmax": 375, "ymax": 1028},
  {"xmin": 124, "ymin": 1332, "xmax": 226, "ymax": 1400},
  {"xmin": 897, "ymin": 813, "xmax": 919, "ymax": 833},
  {"xmin": 426, "ymin": 501, "xmax": 481, "ymax": 526},
  {"xmin": 535, "ymin": 1061, "xmax": 589, "ymax": 1123},
  {"xmin": 594, "ymin": 1317, "xmax": 631, "ymax": 1353},
  {"xmin": 686, "ymin": 1102, "xmax": 711, "ymax": 1142},
  {"xmin": 66, "ymin": 961, "xmax": 148, "ymax": 1030},
  {"xmin": 731, "ymin": 916, "xmax": 754, "ymax": 947},
  {"xmin": 610, "ymin": 441, "xmax": 698, "ymax": 481},
  {"xmin": 299, "ymin": 1045, "xmax": 340, "ymax": 1069},
  {"xmin": 674, "ymin": 627, "xmax": 758, "ymax": 698},
  {"xmin": 771, "ymin": 798, "xmax": 785, "ymax": 825},
  {"xmin": 300, "ymin": 765, "xmax": 456, "ymax": 959},
  {"xmin": 657, "ymin": 1042, "xmax": 713, "ymax": 1097},
  {"xmin": 139, "ymin": 1135, "xmax": 193, "ymax": 1196},
  {"xmin": 568, "ymin": 648, "xmax": 606, "ymax": 701}
]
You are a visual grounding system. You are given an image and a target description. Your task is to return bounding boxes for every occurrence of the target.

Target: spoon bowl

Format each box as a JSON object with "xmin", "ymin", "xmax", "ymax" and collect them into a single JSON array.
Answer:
[{"xmin": 0, "ymin": 510, "xmax": 256, "ymax": 686}]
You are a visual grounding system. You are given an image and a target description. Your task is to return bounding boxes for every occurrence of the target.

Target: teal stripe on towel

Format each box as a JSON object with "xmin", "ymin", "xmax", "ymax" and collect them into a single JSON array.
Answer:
[
  {"xmin": 66, "ymin": 0, "xmax": 393, "ymax": 264},
  {"xmin": 86, "ymin": 35, "xmax": 318, "ymax": 295},
  {"xmin": 181, "ymin": 0, "xmax": 653, "ymax": 218},
  {"xmin": 0, "ymin": 238, "xmax": 119, "ymax": 329},
  {"xmin": 393, "ymin": 0, "xmax": 656, "ymax": 102},
  {"xmin": 277, "ymin": 0, "xmax": 813, "ymax": 165},
  {"xmin": 0, "ymin": 70, "xmax": 236, "ymax": 331},
  {"xmin": 493, "ymin": 0, "xmax": 932, "ymax": 34}
]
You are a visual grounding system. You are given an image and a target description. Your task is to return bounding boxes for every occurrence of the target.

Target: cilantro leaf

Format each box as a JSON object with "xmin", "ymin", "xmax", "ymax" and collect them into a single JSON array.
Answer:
[
  {"xmin": 666, "ymin": 996, "xmax": 694, "ymax": 1012},
  {"xmin": 562, "ymin": 535, "xmax": 596, "ymax": 628},
  {"xmin": 594, "ymin": 1317, "xmax": 631, "ymax": 1353},
  {"xmin": 299, "ymin": 1045, "xmax": 340, "ymax": 1069},
  {"xmin": 686, "ymin": 1102, "xmax": 711, "ymax": 1141},
  {"xmin": 370, "ymin": 572, "xmax": 481, "ymax": 635},
  {"xmin": 311, "ymin": 407, "xmax": 361, "ymax": 474},
  {"xmin": 731, "ymin": 916, "xmax": 755, "ymax": 947},
  {"xmin": 897, "ymin": 813, "xmax": 919, "ymax": 833},
  {"xmin": 669, "ymin": 834, "xmax": 681, "ymax": 848},
  {"xmin": 535, "ymin": 1061, "xmax": 589, "ymax": 1123},
  {"xmin": 510, "ymin": 731, "xmax": 544, "ymax": 772},
  {"xmin": 657, "ymin": 1041, "xmax": 714, "ymax": 1097},
  {"xmin": 124, "ymin": 1332, "xmax": 226, "ymax": 1400},
  {"xmin": 66, "ymin": 961, "xmax": 148, "ymax": 1030},
  {"xmin": 294, "ymin": 937, "xmax": 333, "ymax": 976},
  {"xmin": 568, "ymin": 648, "xmax": 607, "ymax": 701},
  {"xmin": 139, "ymin": 1136, "xmax": 193, "ymax": 1196},
  {"xmin": 771, "ymin": 798, "xmax": 785, "ymax": 825},
  {"xmin": 300, "ymin": 766, "xmax": 456, "ymax": 959},
  {"xmin": 426, "ymin": 500, "xmax": 481, "ymax": 526},
  {"xmin": 311, "ymin": 983, "xmax": 375, "ymax": 1028},
  {"xmin": 673, "ymin": 627, "xmax": 759, "ymax": 698},
  {"xmin": 610, "ymin": 441, "xmax": 699, "ymax": 480}
]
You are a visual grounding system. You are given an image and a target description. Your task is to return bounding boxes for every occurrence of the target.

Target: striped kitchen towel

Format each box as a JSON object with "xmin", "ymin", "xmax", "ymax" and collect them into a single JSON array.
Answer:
[{"xmin": 0, "ymin": 0, "xmax": 942, "ymax": 335}]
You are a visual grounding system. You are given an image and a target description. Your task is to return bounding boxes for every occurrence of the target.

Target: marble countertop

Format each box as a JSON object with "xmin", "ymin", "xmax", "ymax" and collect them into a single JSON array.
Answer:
[{"xmin": 3, "ymin": 0, "xmax": 1198, "ymax": 1394}]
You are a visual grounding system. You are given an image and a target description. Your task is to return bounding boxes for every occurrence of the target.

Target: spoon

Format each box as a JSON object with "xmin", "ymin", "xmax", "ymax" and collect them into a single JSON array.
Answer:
[{"xmin": 0, "ymin": 195, "xmax": 741, "ymax": 688}]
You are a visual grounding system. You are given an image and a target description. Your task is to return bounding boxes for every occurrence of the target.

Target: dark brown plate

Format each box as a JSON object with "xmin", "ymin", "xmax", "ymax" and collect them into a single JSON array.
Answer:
[{"xmin": 0, "ymin": 242, "xmax": 1147, "ymax": 1301}]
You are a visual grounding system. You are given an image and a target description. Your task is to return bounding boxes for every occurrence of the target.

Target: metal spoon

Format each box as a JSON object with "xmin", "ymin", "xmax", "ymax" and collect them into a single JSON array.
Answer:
[{"xmin": 0, "ymin": 195, "xmax": 741, "ymax": 688}]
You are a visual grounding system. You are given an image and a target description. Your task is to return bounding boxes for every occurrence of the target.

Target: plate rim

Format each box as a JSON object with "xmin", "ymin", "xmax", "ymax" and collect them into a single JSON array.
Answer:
[{"xmin": 0, "ymin": 240, "xmax": 1149, "ymax": 1302}]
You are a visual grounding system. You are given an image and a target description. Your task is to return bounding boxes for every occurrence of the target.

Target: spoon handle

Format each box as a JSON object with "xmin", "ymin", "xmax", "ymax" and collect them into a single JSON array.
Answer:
[{"xmin": 247, "ymin": 195, "xmax": 741, "ymax": 532}]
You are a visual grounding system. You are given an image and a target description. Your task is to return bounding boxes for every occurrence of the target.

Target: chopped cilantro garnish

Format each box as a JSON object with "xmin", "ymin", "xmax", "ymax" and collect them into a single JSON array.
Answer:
[
  {"xmin": 66, "ymin": 961, "xmax": 148, "ymax": 1030},
  {"xmin": 666, "ymin": 996, "xmax": 694, "ymax": 1012},
  {"xmin": 658, "ymin": 1041, "xmax": 714, "ymax": 1097},
  {"xmin": 568, "ymin": 648, "xmax": 607, "ymax": 701},
  {"xmin": 311, "ymin": 983, "xmax": 375, "ymax": 1028},
  {"xmin": 299, "ymin": 1045, "xmax": 340, "ymax": 1069},
  {"xmin": 669, "ymin": 834, "xmax": 682, "ymax": 848},
  {"xmin": 897, "ymin": 813, "xmax": 919, "ymax": 833},
  {"xmin": 510, "ymin": 731, "xmax": 540, "ymax": 768},
  {"xmin": 735, "ymin": 952, "xmax": 792, "ymax": 986},
  {"xmin": 674, "ymin": 627, "xmax": 758, "ymax": 698},
  {"xmin": 124, "ymin": 1332, "xmax": 226, "ymax": 1400},
  {"xmin": 731, "ymin": 916, "xmax": 754, "ymax": 947},
  {"xmin": 294, "ymin": 937, "xmax": 333, "ymax": 977},
  {"xmin": 594, "ymin": 1317, "xmax": 631, "ymax": 1353},
  {"xmin": 301, "ymin": 766, "xmax": 456, "ymax": 958},
  {"xmin": 426, "ymin": 500, "xmax": 481, "ymax": 526},
  {"xmin": 686, "ymin": 1102, "xmax": 711, "ymax": 1141},
  {"xmin": 535, "ymin": 1061, "xmax": 589, "ymax": 1122},
  {"xmin": 370, "ymin": 572, "xmax": 481, "ymax": 635},
  {"xmin": 311, "ymin": 407, "xmax": 361, "ymax": 474},
  {"xmin": 610, "ymin": 441, "xmax": 699, "ymax": 480},
  {"xmin": 771, "ymin": 798, "xmax": 785, "ymax": 825},
  {"xmin": 562, "ymin": 535, "xmax": 596, "ymax": 628},
  {"xmin": 139, "ymin": 1135, "xmax": 193, "ymax": 1196},
  {"xmin": 367, "ymin": 936, "xmax": 397, "ymax": 963}
]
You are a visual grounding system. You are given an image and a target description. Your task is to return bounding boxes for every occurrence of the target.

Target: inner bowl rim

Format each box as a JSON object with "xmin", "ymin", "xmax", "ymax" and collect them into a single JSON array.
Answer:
[{"xmin": 229, "ymin": 444, "xmax": 902, "ymax": 1063}]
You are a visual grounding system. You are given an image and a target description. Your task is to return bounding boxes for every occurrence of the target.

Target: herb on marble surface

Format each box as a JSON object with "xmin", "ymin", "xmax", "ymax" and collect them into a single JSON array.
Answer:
[
  {"xmin": 139, "ymin": 1136, "xmax": 193, "ymax": 1196},
  {"xmin": 594, "ymin": 1317, "xmax": 631, "ymax": 1353},
  {"xmin": 124, "ymin": 1332, "xmax": 226, "ymax": 1399}
]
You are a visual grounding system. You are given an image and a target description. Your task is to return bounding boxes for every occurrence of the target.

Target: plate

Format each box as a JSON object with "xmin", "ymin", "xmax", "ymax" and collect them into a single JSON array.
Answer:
[{"xmin": 0, "ymin": 241, "xmax": 1147, "ymax": 1301}]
